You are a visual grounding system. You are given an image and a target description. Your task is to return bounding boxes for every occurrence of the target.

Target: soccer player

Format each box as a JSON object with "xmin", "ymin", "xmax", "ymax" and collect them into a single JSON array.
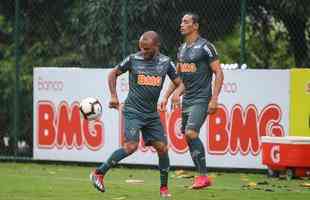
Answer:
[
  {"xmin": 161, "ymin": 13, "xmax": 224, "ymax": 189},
  {"xmin": 90, "ymin": 31, "xmax": 182, "ymax": 198}
]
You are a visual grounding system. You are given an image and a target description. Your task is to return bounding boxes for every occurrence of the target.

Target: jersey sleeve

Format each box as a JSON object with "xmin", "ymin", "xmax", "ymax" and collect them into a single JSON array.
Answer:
[
  {"xmin": 167, "ymin": 60, "xmax": 179, "ymax": 81},
  {"xmin": 203, "ymin": 42, "xmax": 218, "ymax": 63},
  {"xmin": 115, "ymin": 55, "xmax": 131, "ymax": 73}
]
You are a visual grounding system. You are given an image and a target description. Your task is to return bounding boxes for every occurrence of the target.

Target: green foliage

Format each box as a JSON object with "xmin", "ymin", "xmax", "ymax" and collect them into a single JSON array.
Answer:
[
  {"xmin": 245, "ymin": 17, "xmax": 295, "ymax": 69},
  {"xmin": 0, "ymin": 15, "xmax": 15, "ymax": 141},
  {"xmin": 215, "ymin": 25, "xmax": 240, "ymax": 64},
  {"xmin": 248, "ymin": 0, "xmax": 310, "ymax": 67},
  {"xmin": 80, "ymin": 0, "xmax": 123, "ymax": 65},
  {"xmin": 79, "ymin": 0, "xmax": 240, "ymax": 62}
]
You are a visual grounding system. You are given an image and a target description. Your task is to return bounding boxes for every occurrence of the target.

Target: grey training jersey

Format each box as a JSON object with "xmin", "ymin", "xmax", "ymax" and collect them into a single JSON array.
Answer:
[
  {"xmin": 177, "ymin": 36, "xmax": 218, "ymax": 107},
  {"xmin": 116, "ymin": 52, "xmax": 178, "ymax": 114}
]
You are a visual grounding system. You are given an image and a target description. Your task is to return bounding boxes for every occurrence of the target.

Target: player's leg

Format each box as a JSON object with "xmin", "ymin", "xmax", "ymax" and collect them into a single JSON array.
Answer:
[
  {"xmin": 182, "ymin": 110, "xmax": 200, "ymax": 170},
  {"xmin": 90, "ymin": 141, "xmax": 137, "ymax": 192},
  {"xmin": 152, "ymin": 141, "xmax": 171, "ymax": 198},
  {"xmin": 142, "ymin": 116, "xmax": 171, "ymax": 197},
  {"xmin": 90, "ymin": 111, "xmax": 142, "ymax": 192},
  {"xmin": 95, "ymin": 141, "xmax": 138, "ymax": 175},
  {"xmin": 184, "ymin": 104, "xmax": 211, "ymax": 189}
]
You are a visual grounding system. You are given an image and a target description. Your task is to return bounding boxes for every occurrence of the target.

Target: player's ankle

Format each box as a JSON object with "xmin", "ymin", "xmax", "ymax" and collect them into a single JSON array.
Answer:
[{"xmin": 95, "ymin": 169, "xmax": 104, "ymax": 175}]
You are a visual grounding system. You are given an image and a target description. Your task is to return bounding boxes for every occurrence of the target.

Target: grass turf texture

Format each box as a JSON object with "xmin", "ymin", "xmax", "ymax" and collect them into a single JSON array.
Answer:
[{"xmin": 0, "ymin": 163, "xmax": 309, "ymax": 200}]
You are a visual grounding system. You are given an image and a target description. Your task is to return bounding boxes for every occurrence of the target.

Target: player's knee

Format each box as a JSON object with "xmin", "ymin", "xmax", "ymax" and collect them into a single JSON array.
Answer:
[
  {"xmin": 123, "ymin": 142, "xmax": 138, "ymax": 154},
  {"xmin": 153, "ymin": 142, "xmax": 168, "ymax": 156},
  {"xmin": 185, "ymin": 129, "xmax": 198, "ymax": 141},
  {"xmin": 158, "ymin": 145, "xmax": 168, "ymax": 156}
]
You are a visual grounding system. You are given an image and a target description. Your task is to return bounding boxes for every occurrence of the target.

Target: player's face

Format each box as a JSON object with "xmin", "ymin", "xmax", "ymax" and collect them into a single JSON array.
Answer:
[
  {"xmin": 139, "ymin": 40, "xmax": 158, "ymax": 60},
  {"xmin": 180, "ymin": 15, "xmax": 198, "ymax": 36}
]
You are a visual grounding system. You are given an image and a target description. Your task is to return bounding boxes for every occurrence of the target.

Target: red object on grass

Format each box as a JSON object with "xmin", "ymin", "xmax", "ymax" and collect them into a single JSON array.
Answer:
[{"xmin": 262, "ymin": 136, "xmax": 310, "ymax": 179}]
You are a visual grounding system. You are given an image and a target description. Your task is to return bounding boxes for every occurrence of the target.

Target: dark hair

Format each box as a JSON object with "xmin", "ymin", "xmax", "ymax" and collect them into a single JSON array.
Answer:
[{"xmin": 183, "ymin": 12, "xmax": 200, "ymax": 24}]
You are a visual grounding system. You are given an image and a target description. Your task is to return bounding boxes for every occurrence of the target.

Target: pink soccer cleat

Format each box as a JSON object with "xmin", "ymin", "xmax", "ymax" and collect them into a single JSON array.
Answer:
[
  {"xmin": 90, "ymin": 170, "xmax": 105, "ymax": 192},
  {"xmin": 160, "ymin": 186, "xmax": 172, "ymax": 198},
  {"xmin": 191, "ymin": 175, "xmax": 212, "ymax": 189}
]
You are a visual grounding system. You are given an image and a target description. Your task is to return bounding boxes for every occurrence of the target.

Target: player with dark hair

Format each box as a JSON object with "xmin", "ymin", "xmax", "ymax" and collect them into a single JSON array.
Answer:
[
  {"xmin": 90, "ymin": 31, "xmax": 183, "ymax": 198},
  {"xmin": 161, "ymin": 13, "xmax": 224, "ymax": 189}
]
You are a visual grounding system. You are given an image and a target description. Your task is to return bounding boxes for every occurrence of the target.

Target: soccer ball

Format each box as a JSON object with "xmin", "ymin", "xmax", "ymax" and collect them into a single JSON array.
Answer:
[{"xmin": 79, "ymin": 97, "xmax": 102, "ymax": 120}]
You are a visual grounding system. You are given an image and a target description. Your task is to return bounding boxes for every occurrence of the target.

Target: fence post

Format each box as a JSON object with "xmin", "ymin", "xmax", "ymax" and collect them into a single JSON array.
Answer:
[
  {"xmin": 121, "ymin": 0, "xmax": 128, "ymax": 58},
  {"xmin": 13, "ymin": 0, "xmax": 21, "ymax": 156},
  {"xmin": 240, "ymin": 0, "xmax": 247, "ymax": 67}
]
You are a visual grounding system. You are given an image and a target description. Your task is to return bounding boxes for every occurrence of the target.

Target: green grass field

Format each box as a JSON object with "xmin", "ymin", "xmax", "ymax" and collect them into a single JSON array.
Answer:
[{"xmin": 0, "ymin": 163, "xmax": 309, "ymax": 200}]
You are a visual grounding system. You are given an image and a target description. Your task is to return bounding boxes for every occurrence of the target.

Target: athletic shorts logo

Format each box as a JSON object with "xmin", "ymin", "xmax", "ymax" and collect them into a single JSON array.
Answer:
[
  {"xmin": 129, "ymin": 128, "xmax": 138, "ymax": 136},
  {"xmin": 137, "ymin": 74, "xmax": 162, "ymax": 87},
  {"xmin": 177, "ymin": 63, "xmax": 197, "ymax": 73}
]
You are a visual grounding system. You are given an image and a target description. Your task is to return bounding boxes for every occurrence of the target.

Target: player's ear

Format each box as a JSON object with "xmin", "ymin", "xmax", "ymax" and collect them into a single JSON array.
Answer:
[
  {"xmin": 155, "ymin": 40, "xmax": 160, "ymax": 51},
  {"xmin": 194, "ymin": 23, "xmax": 199, "ymax": 31},
  {"xmin": 157, "ymin": 42, "xmax": 161, "ymax": 50}
]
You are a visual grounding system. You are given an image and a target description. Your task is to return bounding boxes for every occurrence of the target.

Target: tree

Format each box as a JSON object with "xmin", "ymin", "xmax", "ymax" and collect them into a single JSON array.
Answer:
[
  {"xmin": 248, "ymin": 0, "xmax": 310, "ymax": 67},
  {"xmin": 81, "ymin": 0, "xmax": 240, "ymax": 63}
]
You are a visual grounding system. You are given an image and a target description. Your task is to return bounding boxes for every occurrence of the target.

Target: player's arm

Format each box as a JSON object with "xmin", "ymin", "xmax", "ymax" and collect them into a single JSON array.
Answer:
[
  {"xmin": 108, "ymin": 68, "xmax": 123, "ymax": 109},
  {"xmin": 163, "ymin": 78, "xmax": 183, "ymax": 100},
  {"xmin": 108, "ymin": 56, "xmax": 131, "ymax": 109},
  {"xmin": 170, "ymin": 78, "xmax": 185, "ymax": 107},
  {"xmin": 203, "ymin": 42, "xmax": 224, "ymax": 114},
  {"xmin": 209, "ymin": 59, "xmax": 224, "ymax": 114},
  {"xmin": 159, "ymin": 60, "xmax": 184, "ymax": 111},
  {"xmin": 159, "ymin": 78, "xmax": 184, "ymax": 111}
]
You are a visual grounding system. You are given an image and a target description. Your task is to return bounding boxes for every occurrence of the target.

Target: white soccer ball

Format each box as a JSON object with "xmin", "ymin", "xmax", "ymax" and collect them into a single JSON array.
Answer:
[{"xmin": 79, "ymin": 97, "xmax": 102, "ymax": 121}]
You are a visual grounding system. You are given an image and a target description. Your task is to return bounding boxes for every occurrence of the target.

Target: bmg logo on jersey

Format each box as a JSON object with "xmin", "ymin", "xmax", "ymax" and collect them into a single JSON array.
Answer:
[
  {"xmin": 177, "ymin": 63, "xmax": 197, "ymax": 73},
  {"xmin": 137, "ymin": 74, "xmax": 162, "ymax": 87}
]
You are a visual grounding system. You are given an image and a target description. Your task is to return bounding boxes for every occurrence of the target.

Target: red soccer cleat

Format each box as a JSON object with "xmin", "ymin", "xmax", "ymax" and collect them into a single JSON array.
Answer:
[
  {"xmin": 90, "ymin": 170, "xmax": 105, "ymax": 192},
  {"xmin": 191, "ymin": 175, "xmax": 212, "ymax": 189},
  {"xmin": 160, "ymin": 186, "xmax": 172, "ymax": 198}
]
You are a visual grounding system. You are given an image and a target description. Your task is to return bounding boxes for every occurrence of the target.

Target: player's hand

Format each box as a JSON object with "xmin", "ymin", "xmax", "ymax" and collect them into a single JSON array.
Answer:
[
  {"xmin": 159, "ymin": 97, "xmax": 168, "ymax": 112},
  {"xmin": 109, "ymin": 96, "xmax": 119, "ymax": 109},
  {"xmin": 208, "ymin": 98, "xmax": 218, "ymax": 114},
  {"xmin": 171, "ymin": 93, "xmax": 181, "ymax": 110}
]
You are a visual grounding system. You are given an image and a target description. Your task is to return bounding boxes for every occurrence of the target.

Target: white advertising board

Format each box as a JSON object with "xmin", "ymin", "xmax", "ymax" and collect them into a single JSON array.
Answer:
[{"xmin": 33, "ymin": 68, "xmax": 290, "ymax": 169}]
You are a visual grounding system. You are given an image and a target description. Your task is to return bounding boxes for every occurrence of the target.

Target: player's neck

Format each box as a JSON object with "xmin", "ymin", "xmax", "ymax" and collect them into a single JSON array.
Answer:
[{"xmin": 185, "ymin": 33, "xmax": 200, "ymax": 46}]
